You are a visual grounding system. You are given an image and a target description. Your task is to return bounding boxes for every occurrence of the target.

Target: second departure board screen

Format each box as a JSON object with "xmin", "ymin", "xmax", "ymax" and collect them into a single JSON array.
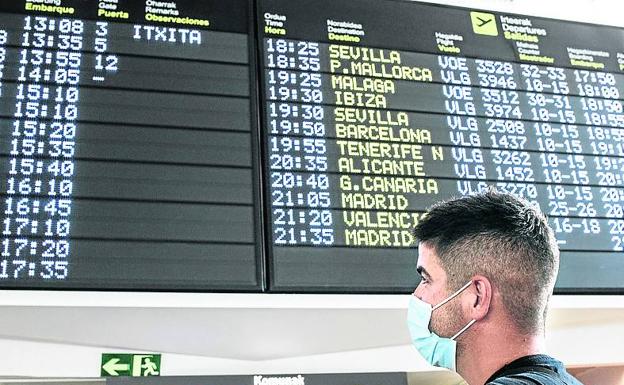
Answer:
[
  {"xmin": 259, "ymin": 0, "xmax": 624, "ymax": 292},
  {"xmin": 0, "ymin": 0, "xmax": 262, "ymax": 291}
]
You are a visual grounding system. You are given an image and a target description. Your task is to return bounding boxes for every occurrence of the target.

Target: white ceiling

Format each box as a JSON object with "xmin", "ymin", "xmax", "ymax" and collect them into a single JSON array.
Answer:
[
  {"xmin": 0, "ymin": 292, "xmax": 623, "ymax": 363},
  {"xmin": 0, "ymin": 306, "xmax": 409, "ymax": 360}
]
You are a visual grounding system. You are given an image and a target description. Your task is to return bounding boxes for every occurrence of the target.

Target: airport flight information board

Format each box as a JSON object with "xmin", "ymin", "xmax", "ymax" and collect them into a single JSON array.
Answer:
[
  {"xmin": 259, "ymin": 0, "xmax": 624, "ymax": 292},
  {"xmin": 0, "ymin": 0, "xmax": 262, "ymax": 290},
  {"xmin": 1, "ymin": 0, "xmax": 623, "ymax": 293}
]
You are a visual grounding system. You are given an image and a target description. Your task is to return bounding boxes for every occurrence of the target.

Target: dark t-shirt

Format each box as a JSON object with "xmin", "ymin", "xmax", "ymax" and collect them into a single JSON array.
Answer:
[{"xmin": 486, "ymin": 354, "xmax": 585, "ymax": 385}]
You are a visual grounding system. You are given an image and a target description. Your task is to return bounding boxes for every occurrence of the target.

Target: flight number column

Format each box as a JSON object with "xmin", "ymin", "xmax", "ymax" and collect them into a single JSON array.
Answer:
[
  {"xmin": 575, "ymin": 69, "xmax": 624, "ymax": 251},
  {"xmin": 2, "ymin": 16, "xmax": 82, "ymax": 280},
  {"xmin": 264, "ymin": 38, "xmax": 335, "ymax": 246},
  {"xmin": 474, "ymin": 59, "xmax": 539, "ymax": 204}
]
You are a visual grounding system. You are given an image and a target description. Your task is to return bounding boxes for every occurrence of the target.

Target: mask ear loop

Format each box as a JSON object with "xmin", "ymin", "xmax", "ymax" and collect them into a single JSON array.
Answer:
[
  {"xmin": 431, "ymin": 280, "xmax": 478, "ymax": 340},
  {"xmin": 451, "ymin": 319, "xmax": 477, "ymax": 340},
  {"xmin": 432, "ymin": 280, "xmax": 473, "ymax": 311}
]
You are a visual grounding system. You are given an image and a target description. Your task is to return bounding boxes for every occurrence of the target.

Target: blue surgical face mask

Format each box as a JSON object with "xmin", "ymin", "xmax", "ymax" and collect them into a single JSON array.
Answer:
[{"xmin": 407, "ymin": 281, "xmax": 476, "ymax": 371}]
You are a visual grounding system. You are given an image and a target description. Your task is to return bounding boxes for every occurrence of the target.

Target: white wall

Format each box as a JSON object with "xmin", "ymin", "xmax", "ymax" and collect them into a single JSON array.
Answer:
[{"xmin": 0, "ymin": 293, "xmax": 623, "ymax": 378}]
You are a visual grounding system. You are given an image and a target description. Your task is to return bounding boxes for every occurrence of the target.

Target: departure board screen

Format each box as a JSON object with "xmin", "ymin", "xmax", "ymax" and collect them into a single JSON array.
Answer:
[
  {"xmin": 258, "ymin": 0, "xmax": 624, "ymax": 292},
  {"xmin": 2, "ymin": 0, "xmax": 623, "ymax": 294},
  {"xmin": 0, "ymin": 0, "xmax": 262, "ymax": 290}
]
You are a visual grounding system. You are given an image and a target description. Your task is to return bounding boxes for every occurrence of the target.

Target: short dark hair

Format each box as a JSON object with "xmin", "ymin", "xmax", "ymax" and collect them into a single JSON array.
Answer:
[{"xmin": 413, "ymin": 190, "xmax": 559, "ymax": 334}]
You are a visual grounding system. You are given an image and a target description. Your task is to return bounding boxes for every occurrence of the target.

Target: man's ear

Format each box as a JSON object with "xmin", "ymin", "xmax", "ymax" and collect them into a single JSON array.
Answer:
[{"xmin": 467, "ymin": 275, "xmax": 492, "ymax": 321}]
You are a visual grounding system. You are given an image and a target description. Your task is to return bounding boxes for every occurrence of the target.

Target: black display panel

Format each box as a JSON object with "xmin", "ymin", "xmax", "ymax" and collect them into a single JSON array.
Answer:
[
  {"xmin": 258, "ymin": 0, "xmax": 624, "ymax": 292},
  {"xmin": 0, "ymin": 0, "xmax": 263, "ymax": 290},
  {"xmin": 2, "ymin": 0, "xmax": 623, "ymax": 294}
]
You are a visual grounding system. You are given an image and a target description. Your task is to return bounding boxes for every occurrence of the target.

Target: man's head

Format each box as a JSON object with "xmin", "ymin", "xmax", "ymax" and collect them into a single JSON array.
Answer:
[{"xmin": 412, "ymin": 190, "xmax": 560, "ymax": 336}]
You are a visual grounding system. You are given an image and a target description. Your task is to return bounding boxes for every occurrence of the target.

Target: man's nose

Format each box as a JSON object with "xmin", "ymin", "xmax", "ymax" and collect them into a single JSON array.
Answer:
[{"xmin": 413, "ymin": 283, "xmax": 423, "ymax": 300}]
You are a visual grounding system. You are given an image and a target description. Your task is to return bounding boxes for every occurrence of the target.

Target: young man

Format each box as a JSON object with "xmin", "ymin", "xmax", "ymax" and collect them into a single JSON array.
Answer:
[{"xmin": 407, "ymin": 191, "xmax": 584, "ymax": 385}]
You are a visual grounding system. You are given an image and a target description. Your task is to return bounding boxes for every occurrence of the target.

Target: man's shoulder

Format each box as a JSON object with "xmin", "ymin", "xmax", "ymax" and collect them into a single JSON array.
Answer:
[
  {"xmin": 487, "ymin": 370, "xmax": 583, "ymax": 385},
  {"xmin": 486, "ymin": 354, "xmax": 584, "ymax": 385}
]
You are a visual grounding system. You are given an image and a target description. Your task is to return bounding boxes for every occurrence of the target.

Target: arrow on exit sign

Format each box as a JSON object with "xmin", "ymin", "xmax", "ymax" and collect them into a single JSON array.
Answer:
[{"xmin": 101, "ymin": 353, "xmax": 161, "ymax": 377}]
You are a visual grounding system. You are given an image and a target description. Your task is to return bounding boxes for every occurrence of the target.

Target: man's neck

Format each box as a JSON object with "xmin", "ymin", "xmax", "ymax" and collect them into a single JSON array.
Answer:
[{"xmin": 456, "ymin": 327, "xmax": 545, "ymax": 385}]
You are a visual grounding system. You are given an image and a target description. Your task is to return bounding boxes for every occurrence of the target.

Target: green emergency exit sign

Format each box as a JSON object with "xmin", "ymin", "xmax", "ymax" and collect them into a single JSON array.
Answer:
[{"xmin": 101, "ymin": 353, "xmax": 161, "ymax": 377}]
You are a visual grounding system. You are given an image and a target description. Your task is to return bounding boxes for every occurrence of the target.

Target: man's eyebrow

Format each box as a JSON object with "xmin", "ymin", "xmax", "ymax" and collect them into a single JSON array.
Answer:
[{"xmin": 416, "ymin": 266, "xmax": 431, "ymax": 280}]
